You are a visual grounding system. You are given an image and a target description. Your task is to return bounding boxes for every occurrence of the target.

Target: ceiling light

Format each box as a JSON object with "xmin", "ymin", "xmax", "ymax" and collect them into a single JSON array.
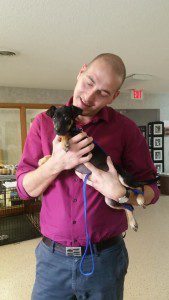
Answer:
[{"xmin": 0, "ymin": 50, "xmax": 16, "ymax": 56}]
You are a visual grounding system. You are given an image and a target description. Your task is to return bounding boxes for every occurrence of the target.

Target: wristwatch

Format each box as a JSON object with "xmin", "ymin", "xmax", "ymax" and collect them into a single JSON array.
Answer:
[{"xmin": 118, "ymin": 188, "xmax": 131, "ymax": 203}]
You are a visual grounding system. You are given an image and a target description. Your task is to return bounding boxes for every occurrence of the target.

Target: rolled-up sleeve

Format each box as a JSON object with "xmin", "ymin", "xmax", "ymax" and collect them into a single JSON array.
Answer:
[
  {"xmin": 16, "ymin": 114, "xmax": 43, "ymax": 200},
  {"xmin": 17, "ymin": 173, "xmax": 32, "ymax": 200},
  {"xmin": 149, "ymin": 183, "xmax": 160, "ymax": 204},
  {"xmin": 122, "ymin": 119, "xmax": 160, "ymax": 205}
]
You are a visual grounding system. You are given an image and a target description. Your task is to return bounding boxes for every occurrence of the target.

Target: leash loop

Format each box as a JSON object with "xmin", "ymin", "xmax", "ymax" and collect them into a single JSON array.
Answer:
[{"xmin": 79, "ymin": 173, "xmax": 95, "ymax": 276}]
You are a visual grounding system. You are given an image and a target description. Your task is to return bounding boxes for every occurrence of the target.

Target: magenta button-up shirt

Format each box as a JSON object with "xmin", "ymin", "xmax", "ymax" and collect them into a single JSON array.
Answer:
[{"xmin": 16, "ymin": 99, "xmax": 159, "ymax": 246}]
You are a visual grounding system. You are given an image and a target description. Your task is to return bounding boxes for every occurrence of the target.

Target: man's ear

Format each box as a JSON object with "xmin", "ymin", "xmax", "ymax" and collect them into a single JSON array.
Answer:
[
  {"xmin": 46, "ymin": 106, "xmax": 57, "ymax": 118},
  {"xmin": 113, "ymin": 90, "xmax": 120, "ymax": 100},
  {"xmin": 107, "ymin": 90, "xmax": 120, "ymax": 105},
  {"xmin": 71, "ymin": 105, "xmax": 83, "ymax": 118},
  {"xmin": 77, "ymin": 64, "xmax": 87, "ymax": 80}
]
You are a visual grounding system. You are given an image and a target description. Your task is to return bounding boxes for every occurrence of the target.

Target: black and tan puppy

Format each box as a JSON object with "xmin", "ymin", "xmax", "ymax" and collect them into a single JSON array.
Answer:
[{"xmin": 39, "ymin": 105, "xmax": 158, "ymax": 231}]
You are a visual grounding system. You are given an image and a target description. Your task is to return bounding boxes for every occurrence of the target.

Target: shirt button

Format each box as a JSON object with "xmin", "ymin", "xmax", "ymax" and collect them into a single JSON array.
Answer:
[
  {"xmin": 74, "ymin": 178, "xmax": 78, "ymax": 182},
  {"xmin": 74, "ymin": 239, "xmax": 77, "ymax": 243},
  {"xmin": 73, "ymin": 198, "xmax": 77, "ymax": 202},
  {"xmin": 73, "ymin": 220, "xmax": 76, "ymax": 224}
]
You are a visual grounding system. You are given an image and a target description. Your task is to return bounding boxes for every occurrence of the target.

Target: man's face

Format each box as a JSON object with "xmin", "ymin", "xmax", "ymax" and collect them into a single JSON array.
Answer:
[{"xmin": 73, "ymin": 59, "xmax": 121, "ymax": 117}]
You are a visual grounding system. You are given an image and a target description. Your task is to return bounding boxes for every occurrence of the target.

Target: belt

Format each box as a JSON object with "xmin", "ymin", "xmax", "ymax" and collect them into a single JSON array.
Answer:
[{"xmin": 42, "ymin": 235, "xmax": 123, "ymax": 257}]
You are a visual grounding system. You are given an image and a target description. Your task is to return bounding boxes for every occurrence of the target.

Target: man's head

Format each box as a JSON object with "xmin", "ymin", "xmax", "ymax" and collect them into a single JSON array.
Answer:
[{"xmin": 73, "ymin": 53, "xmax": 126, "ymax": 118}]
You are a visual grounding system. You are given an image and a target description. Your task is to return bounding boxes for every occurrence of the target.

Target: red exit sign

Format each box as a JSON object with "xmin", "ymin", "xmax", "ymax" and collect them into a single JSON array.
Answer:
[{"xmin": 131, "ymin": 89, "xmax": 143, "ymax": 100}]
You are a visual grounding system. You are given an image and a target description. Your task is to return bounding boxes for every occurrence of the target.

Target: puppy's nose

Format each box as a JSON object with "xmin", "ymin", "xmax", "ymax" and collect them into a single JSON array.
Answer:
[{"xmin": 54, "ymin": 123, "xmax": 61, "ymax": 132}]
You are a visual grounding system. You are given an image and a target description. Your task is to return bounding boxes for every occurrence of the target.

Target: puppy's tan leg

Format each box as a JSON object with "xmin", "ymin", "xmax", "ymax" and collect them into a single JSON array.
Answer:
[
  {"xmin": 105, "ymin": 197, "xmax": 138, "ymax": 232},
  {"xmin": 136, "ymin": 194, "xmax": 146, "ymax": 208},
  {"xmin": 125, "ymin": 209, "xmax": 138, "ymax": 232},
  {"xmin": 61, "ymin": 136, "xmax": 70, "ymax": 152},
  {"xmin": 38, "ymin": 155, "xmax": 51, "ymax": 166}
]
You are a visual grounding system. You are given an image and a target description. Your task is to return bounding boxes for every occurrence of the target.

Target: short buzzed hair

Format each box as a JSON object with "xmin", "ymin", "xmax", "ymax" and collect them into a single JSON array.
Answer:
[{"xmin": 88, "ymin": 53, "xmax": 126, "ymax": 89}]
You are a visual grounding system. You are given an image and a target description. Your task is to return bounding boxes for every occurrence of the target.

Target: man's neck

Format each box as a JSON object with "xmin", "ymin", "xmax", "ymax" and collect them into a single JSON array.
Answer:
[{"xmin": 76, "ymin": 115, "xmax": 93, "ymax": 125}]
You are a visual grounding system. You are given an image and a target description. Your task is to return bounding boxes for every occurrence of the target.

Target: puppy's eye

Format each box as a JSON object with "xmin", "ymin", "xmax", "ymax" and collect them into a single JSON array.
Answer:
[{"xmin": 56, "ymin": 112, "xmax": 62, "ymax": 118}]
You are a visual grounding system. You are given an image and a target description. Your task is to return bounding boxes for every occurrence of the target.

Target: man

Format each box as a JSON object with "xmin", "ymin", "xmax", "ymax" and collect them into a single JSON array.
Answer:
[{"xmin": 16, "ymin": 53, "xmax": 159, "ymax": 300}]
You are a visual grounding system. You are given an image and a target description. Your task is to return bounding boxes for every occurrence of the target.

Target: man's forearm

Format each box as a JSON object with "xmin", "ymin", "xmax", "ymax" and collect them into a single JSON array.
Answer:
[{"xmin": 23, "ymin": 157, "xmax": 63, "ymax": 197}]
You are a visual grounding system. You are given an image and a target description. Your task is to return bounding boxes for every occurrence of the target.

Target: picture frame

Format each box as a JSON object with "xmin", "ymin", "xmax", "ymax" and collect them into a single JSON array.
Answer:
[
  {"xmin": 154, "ymin": 162, "xmax": 163, "ymax": 174},
  {"xmin": 153, "ymin": 149, "xmax": 163, "ymax": 161},
  {"xmin": 153, "ymin": 123, "xmax": 163, "ymax": 135},
  {"xmin": 153, "ymin": 136, "xmax": 163, "ymax": 148}
]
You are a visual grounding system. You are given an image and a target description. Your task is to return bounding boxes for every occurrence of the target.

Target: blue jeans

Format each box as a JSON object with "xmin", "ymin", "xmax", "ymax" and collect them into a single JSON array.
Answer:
[{"xmin": 31, "ymin": 238, "xmax": 129, "ymax": 300}]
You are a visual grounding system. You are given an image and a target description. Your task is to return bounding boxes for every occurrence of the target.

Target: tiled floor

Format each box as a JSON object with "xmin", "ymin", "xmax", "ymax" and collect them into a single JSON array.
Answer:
[{"xmin": 0, "ymin": 195, "xmax": 169, "ymax": 300}]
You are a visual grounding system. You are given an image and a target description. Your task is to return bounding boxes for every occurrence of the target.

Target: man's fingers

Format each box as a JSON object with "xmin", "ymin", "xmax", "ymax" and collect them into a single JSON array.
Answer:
[
  {"xmin": 75, "ymin": 171, "xmax": 93, "ymax": 187},
  {"xmin": 70, "ymin": 132, "xmax": 88, "ymax": 143},
  {"xmin": 83, "ymin": 161, "xmax": 99, "ymax": 173},
  {"xmin": 75, "ymin": 171, "xmax": 84, "ymax": 180},
  {"xmin": 107, "ymin": 156, "xmax": 116, "ymax": 173}
]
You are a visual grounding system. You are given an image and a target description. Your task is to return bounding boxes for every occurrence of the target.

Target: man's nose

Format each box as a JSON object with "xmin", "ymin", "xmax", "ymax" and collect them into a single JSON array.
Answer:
[{"xmin": 86, "ymin": 88, "xmax": 96, "ymax": 103}]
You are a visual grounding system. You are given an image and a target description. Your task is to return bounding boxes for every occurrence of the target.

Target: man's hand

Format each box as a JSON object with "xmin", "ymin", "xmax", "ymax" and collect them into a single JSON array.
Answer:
[
  {"xmin": 49, "ymin": 132, "xmax": 94, "ymax": 173},
  {"xmin": 75, "ymin": 156, "xmax": 126, "ymax": 201},
  {"xmin": 23, "ymin": 132, "xmax": 94, "ymax": 198}
]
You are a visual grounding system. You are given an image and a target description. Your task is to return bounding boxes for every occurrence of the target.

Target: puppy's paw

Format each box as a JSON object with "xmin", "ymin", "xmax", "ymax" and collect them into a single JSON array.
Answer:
[
  {"xmin": 137, "ymin": 194, "xmax": 145, "ymax": 207},
  {"xmin": 125, "ymin": 210, "xmax": 138, "ymax": 232},
  {"xmin": 129, "ymin": 217, "xmax": 138, "ymax": 232}
]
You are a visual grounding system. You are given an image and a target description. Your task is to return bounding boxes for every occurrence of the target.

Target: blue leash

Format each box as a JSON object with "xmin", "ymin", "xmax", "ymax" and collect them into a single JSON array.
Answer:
[
  {"xmin": 79, "ymin": 142, "xmax": 143, "ymax": 276},
  {"xmin": 79, "ymin": 173, "xmax": 95, "ymax": 276}
]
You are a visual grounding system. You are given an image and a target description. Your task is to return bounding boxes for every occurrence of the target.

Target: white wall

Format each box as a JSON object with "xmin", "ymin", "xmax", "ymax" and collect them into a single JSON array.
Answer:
[
  {"xmin": 0, "ymin": 87, "xmax": 168, "ymax": 171},
  {"xmin": 112, "ymin": 92, "xmax": 169, "ymax": 172},
  {"xmin": 0, "ymin": 86, "xmax": 72, "ymax": 104}
]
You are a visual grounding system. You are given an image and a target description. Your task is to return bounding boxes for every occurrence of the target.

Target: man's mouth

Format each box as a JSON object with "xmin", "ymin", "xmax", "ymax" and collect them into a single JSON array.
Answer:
[{"xmin": 80, "ymin": 97, "xmax": 91, "ymax": 108}]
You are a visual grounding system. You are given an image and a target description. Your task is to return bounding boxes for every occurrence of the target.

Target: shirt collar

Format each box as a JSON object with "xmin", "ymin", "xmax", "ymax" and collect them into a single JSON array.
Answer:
[{"xmin": 65, "ymin": 97, "xmax": 111, "ymax": 124}]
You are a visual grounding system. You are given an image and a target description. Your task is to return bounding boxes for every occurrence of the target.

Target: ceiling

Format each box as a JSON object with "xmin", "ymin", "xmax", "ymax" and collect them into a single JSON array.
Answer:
[{"xmin": 0, "ymin": 0, "xmax": 169, "ymax": 93}]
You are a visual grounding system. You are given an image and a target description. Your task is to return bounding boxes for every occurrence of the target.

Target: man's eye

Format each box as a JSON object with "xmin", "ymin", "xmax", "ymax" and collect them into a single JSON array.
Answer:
[
  {"xmin": 87, "ymin": 82, "xmax": 93, "ymax": 86},
  {"xmin": 99, "ymin": 92, "xmax": 107, "ymax": 97}
]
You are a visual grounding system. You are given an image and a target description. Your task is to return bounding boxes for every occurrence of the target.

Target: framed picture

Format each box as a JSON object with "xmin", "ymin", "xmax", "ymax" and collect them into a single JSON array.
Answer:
[
  {"xmin": 154, "ymin": 162, "xmax": 163, "ymax": 174},
  {"xmin": 153, "ymin": 123, "xmax": 163, "ymax": 135},
  {"xmin": 153, "ymin": 137, "xmax": 163, "ymax": 148},
  {"xmin": 153, "ymin": 149, "xmax": 163, "ymax": 161}
]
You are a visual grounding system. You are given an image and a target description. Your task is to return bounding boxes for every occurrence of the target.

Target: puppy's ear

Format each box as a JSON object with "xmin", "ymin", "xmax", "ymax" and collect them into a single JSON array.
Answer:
[
  {"xmin": 46, "ymin": 106, "xmax": 57, "ymax": 118},
  {"xmin": 71, "ymin": 105, "xmax": 83, "ymax": 118}
]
